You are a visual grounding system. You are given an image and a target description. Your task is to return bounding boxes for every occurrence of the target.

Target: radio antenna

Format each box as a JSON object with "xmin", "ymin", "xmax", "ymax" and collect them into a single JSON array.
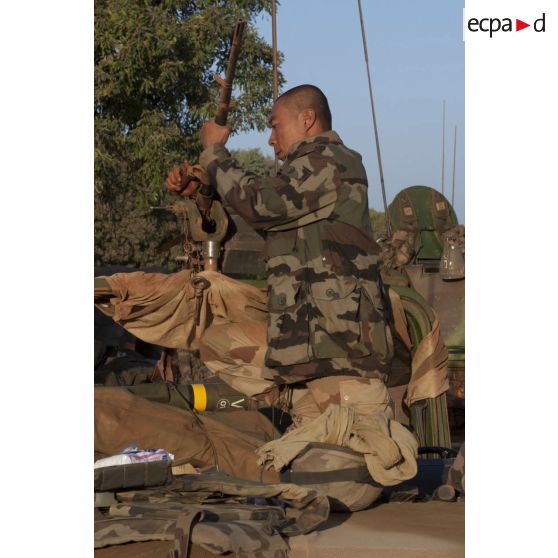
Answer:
[
  {"xmin": 441, "ymin": 100, "xmax": 446, "ymax": 194},
  {"xmin": 451, "ymin": 125, "xmax": 457, "ymax": 206},
  {"xmin": 357, "ymin": 0, "xmax": 392, "ymax": 237}
]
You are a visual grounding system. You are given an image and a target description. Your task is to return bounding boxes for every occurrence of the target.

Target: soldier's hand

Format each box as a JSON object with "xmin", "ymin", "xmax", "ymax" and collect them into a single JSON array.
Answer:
[
  {"xmin": 164, "ymin": 163, "xmax": 200, "ymax": 197},
  {"xmin": 165, "ymin": 165, "xmax": 183, "ymax": 193},
  {"xmin": 201, "ymin": 118, "xmax": 231, "ymax": 149}
]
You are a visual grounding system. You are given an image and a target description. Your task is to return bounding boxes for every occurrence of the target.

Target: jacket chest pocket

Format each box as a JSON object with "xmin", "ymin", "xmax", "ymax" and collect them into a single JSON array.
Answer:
[
  {"xmin": 268, "ymin": 274, "xmax": 301, "ymax": 311},
  {"xmin": 359, "ymin": 280, "xmax": 392, "ymax": 366},
  {"xmin": 309, "ymin": 276, "xmax": 369, "ymax": 359},
  {"xmin": 266, "ymin": 275, "xmax": 311, "ymax": 366}
]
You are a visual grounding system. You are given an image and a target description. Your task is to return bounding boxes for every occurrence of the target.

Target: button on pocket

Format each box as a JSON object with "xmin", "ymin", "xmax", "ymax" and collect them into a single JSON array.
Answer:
[{"xmin": 309, "ymin": 276, "xmax": 364, "ymax": 359}]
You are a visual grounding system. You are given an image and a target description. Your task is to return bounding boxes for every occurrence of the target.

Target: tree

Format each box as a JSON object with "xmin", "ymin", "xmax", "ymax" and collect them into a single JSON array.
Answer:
[
  {"xmin": 369, "ymin": 208, "xmax": 387, "ymax": 241},
  {"xmin": 95, "ymin": 0, "xmax": 283, "ymax": 268},
  {"xmin": 230, "ymin": 148, "xmax": 274, "ymax": 176}
]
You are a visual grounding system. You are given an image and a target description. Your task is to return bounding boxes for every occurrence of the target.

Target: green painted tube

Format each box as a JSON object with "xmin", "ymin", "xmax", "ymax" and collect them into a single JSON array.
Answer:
[
  {"xmin": 120, "ymin": 383, "xmax": 260, "ymax": 412},
  {"xmin": 390, "ymin": 286, "xmax": 452, "ymax": 454}
]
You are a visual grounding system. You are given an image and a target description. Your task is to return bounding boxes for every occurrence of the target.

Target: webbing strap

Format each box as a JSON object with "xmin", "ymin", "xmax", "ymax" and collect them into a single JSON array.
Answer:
[
  {"xmin": 168, "ymin": 511, "xmax": 204, "ymax": 558},
  {"xmin": 281, "ymin": 466, "xmax": 372, "ymax": 485}
]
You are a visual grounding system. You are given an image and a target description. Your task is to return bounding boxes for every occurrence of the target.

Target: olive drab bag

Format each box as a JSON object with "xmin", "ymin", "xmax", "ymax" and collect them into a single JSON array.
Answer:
[
  {"xmin": 280, "ymin": 442, "xmax": 383, "ymax": 512},
  {"xmin": 94, "ymin": 386, "xmax": 282, "ymax": 483},
  {"xmin": 258, "ymin": 405, "xmax": 419, "ymax": 512},
  {"xmin": 383, "ymin": 186, "xmax": 461, "ymax": 268}
]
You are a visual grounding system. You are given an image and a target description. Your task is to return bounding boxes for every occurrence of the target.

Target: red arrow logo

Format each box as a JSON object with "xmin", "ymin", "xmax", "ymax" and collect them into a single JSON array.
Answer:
[{"xmin": 516, "ymin": 19, "xmax": 530, "ymax": 31}]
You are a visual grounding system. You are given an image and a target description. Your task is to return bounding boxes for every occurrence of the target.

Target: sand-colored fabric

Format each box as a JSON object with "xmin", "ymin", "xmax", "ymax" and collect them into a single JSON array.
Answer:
[
  {"xmin": 290, "ymin": 390, "xmax": 322, "ymax": 429},
  {"xmin": 291, "ymin": 376, "xmax": 393, "ymax": 429},
  {"xmin": 386, "ymin": 289, "xmax": 448, "ymax": 406},
  {"xmin": 96, "ymin": 272, "xmax": 395, "ymax": 400},
  {"xmin": 310, "ymin": 376, "xmax": 393, "ymax": 417},
  {"xmin": 257, "ymin": 405, "xmax": 417, "ymax": 487},
  {"xmin": 199, "ymin": 321, "xmax": 276, "ymax": 398},
  {"xmin": 405, "ymin": 315, "xmax": 449, "ymax": 406},
  {"xmin": 349, "ymin": 414, "xmax": 417, "ymax": 487},
  {"xmin": 94, "ymin": 387, "xmax": 279, "ymax": 483},
  {"xmin": 387, "ymin": 289, "xmax": 413, "ymax": 350},
  {"xmin": 96, "ymin": 270, "xmax": 446, "ymax": 406},
  {"xmin": 96, "ymin": 271, "xmax": 276, "ymax": 397},
  {"xmin": 96, "ymin": 270, "xmax": 267, "ymax": 351}
]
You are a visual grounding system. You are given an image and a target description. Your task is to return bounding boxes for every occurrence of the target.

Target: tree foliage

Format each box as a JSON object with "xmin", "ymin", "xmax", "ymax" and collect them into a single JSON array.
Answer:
[
  {"xmin": 95, "ymin": 0, "xmax": 283, "ymax": 267},
  {"xmin": 369, "ymin": 208, "xmax": 387, "ymax": 241},
  {"xmin": 230, "ymin": 147, "xmax": 274, "ymax": 176}
]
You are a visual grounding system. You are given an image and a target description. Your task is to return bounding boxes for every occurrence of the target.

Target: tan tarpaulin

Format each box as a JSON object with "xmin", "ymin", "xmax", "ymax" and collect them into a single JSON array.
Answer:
[
  {"xmin": 405, "ymin": 315, "xmax": 449, "ymax": 406},
  {"xmin": 387, "ymin": 289, "xmax": 449, "ymax": 407},
  {"xmin": 96, "ymin": 271, "xmax": 447, "ymax": 404},
  {"xmin": 94, "ymin": 387, "xmax": 280, "ymax": 483},
  {"xmin": 387, "ymin": 289, "xmax": 412, "ymax": 350},
  {"xmin": 96, "ymin": 270, "xmax": 267, "ymax": 351},
  {"xmin": 257, "ymin": 405, "xmax": 418, "ymax": 487},
  {"xmin": 198, "ymin": 321, "xmax": 274, "ymax": 397}
]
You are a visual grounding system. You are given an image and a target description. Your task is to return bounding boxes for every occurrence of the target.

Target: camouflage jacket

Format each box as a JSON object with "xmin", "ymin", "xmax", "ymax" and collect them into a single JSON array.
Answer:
[{"xmin": 200, "ymin": 131, "xmax": 390, "ymax": 373}]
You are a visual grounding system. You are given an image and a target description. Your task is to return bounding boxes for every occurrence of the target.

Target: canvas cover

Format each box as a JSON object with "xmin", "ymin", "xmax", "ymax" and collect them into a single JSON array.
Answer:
[
  {"xmin": 95, "ymin": 387, "xmax": 280, "ymax": 483},
  {"xmin": 289, "ymin": 375, "xmax": 393, "ymax": 429},
  {"xmin": 387, "ymin": 289, "xmax": 449, "ymax": 406},
  {"xmin": 95, "ymin": 270, "xmax": 267, "ymax": 352},
  {"xmin": 95, "ymin": 271, "xmax": 447, "ymax": 403},
  {"xmin": 281, "ymin": 443, "xmax": 384, "ymax": 512},
  {"xmin": 256, "ymin": 405, "xmax": 418, "ymax": 488},
  {"xmin": 95, "ymin": 385, "xmax": 420, "ymax": 514}
]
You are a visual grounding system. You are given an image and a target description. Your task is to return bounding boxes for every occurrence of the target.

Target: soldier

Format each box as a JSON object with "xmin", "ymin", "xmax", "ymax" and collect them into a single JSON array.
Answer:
[{"xmin": 168, "ymin": 84, "xmax": 393, "ymax": 399}]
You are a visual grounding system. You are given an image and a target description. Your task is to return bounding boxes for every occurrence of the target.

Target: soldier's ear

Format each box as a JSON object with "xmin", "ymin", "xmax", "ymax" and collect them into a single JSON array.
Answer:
[{"xmin": 300, "ymin": 108, "xmax": 316, "ymax": 132}]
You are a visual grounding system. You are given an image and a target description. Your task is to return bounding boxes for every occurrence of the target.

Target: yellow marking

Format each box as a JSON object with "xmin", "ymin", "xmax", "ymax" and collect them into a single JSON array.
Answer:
[{"xmin": 192, "ymin": 384, "xmax": 207, "ymax": 412}]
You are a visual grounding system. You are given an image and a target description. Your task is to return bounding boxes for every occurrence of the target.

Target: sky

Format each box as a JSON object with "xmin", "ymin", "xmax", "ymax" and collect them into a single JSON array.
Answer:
[{"xmin": 228, "ymin": 0, "xmax": 465, "ymax": 222}]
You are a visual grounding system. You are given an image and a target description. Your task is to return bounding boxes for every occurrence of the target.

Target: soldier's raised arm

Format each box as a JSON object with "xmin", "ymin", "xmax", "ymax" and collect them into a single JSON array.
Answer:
[{"xmin": 199, "ymin": 140, "xmax": 338, "ymax": 231}]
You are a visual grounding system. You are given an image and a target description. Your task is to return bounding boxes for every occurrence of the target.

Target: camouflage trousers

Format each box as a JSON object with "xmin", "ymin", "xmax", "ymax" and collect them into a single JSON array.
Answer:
[{"xmin": 199, "ymin": 321, "xmax": 388, "ymax": 401}]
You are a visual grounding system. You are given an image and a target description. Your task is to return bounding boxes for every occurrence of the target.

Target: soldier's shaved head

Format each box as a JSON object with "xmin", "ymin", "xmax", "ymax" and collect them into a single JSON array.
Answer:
[
  {"xmin": 276, "ymin": 85, "xmax": 332, "ymax": 130},
  {"xmin": 267, "ymin": 85, "xmax": 333, "ymax": 159}
]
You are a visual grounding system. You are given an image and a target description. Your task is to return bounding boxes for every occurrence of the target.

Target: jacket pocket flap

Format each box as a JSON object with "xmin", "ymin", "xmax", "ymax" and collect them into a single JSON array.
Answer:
[
  {"xmin": 268, "ymin": 274, "xmax": 301, "ymax": 310},
  {"xmin": 265, "ymin": 229, "xmax": 298, "ymax": 259},
  {"xmin": 310, "ymin": 276, "xmax": 357, "ymax": 300}
]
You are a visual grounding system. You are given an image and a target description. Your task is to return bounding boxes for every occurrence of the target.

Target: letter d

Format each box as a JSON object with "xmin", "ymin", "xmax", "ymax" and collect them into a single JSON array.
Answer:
[{"xmin": 534, "ymin": 13, "xmax": 545, "ymax": 32}]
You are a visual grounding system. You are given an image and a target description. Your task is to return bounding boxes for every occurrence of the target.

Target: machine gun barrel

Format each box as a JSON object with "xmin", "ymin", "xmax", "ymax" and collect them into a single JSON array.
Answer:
[
  {"xmin": 214, "ymin": 21, "xmax": 246, "ymax": 126},
  {"xmin": 197, "ymin": 22, "xmax": 246, "ymax": 201}
]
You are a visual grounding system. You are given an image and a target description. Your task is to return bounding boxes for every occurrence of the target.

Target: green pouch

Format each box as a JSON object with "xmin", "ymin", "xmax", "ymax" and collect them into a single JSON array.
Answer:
[{"xmin": 94, "ymin": 460, "xmax": 172, "ymax": 492}]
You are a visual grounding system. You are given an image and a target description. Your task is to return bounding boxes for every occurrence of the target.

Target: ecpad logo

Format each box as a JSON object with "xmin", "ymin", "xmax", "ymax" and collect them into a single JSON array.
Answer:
[{"xmin": 468, "ymin": 13, "xmax": 546, "ymax": 38}]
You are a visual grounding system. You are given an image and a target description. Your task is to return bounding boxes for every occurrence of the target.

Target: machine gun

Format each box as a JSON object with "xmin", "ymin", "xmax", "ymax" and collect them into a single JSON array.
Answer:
[
  {"xmin": 160, "ymin": 21, "xmax": 246, "ymax": 272},
  {"xmin": 177, "ymin": 20, "xmax": 246, "ymax": 203}
]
